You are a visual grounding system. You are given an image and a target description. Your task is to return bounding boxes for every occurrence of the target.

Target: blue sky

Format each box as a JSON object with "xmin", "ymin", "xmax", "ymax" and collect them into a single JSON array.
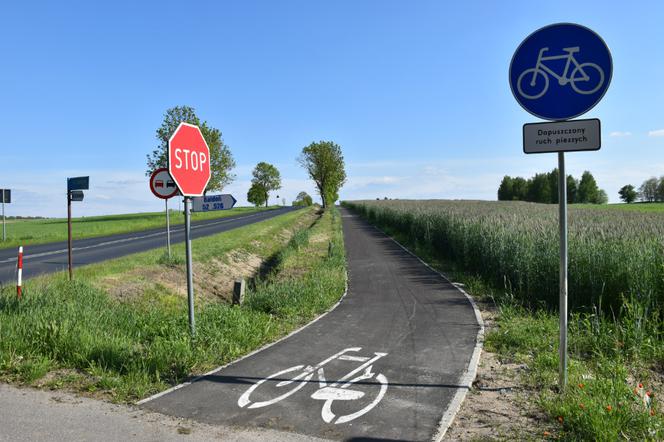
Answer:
[{"xmin": 1, "ymin": 0, "xmax": 663, "ymax": 216}]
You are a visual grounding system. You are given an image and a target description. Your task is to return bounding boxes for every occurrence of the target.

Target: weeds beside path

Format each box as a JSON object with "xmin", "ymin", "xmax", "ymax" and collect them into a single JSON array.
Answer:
[{"xmin": 0, "ymin": 206, "xmax": 346, "ymax": 404}]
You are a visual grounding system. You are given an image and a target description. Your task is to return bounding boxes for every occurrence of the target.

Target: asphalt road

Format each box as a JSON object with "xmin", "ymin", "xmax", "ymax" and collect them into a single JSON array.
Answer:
[
  {"xmin": 142, "ymin": 208, "xmax": 482, "ymax": 441},
  {"xmin": 0, "ymin": 207, "xmax": 297, "ymax": 285}
]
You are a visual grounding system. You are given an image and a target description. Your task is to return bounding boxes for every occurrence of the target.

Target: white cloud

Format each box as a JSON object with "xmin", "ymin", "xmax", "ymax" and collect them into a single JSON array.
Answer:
[
  {"xmin": 648, "ymin": 129, "xmax": 664, "ymax": 137},
  {"xmin": 609, "ymin": 131, "xmax": 631, "ymax": 137}
]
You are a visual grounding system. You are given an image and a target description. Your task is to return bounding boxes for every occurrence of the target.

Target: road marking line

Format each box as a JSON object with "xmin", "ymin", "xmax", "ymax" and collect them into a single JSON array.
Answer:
[{"xmin": 338, "ymin": 355, "xmax": 370, "ymax": 362}]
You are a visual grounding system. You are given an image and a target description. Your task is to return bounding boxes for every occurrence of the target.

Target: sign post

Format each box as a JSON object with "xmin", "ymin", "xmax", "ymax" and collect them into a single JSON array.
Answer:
[
  {"xmin": 509, "ymin": 23, "xmax": 612, "ymax": 390},
  {"xmin": 67, "ymin": 177, "xmax": 89, "ymax": 280},
  {"xmin": 166, "ymin": 199, "xmax": 171, "ymax": 256},
  {"xmin": 168, "ymin": 123, "xmax": 211, "ymax": 337},
  {"xmin": 149, "ymin": 168, "xmax": 179, "ymax": 258},
  {"xmin": 1, "ymin": 189, "xmax": 10, "ymax": 241}
]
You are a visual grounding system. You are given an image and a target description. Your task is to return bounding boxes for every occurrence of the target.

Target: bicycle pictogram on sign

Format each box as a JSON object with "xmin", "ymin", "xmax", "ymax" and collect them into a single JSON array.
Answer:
[
  {"xmin": 516, "ymin": 46, "xmax": 605, "ymax": 99},
  {"xmin": 237, "ymin": 347, "xmax": 389, "ymax": 424}
]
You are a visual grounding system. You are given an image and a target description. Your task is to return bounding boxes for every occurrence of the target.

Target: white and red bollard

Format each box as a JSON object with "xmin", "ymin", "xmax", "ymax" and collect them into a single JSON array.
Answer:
[{"xmin": 16, "ymin": 246, "xmax": 23, "ymax": 299}]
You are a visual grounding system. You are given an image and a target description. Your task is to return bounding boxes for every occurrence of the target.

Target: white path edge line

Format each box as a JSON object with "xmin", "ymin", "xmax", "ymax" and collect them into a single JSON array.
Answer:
[
  {"xmin": 364, "ymin": 221, "xmax": 484, "ymax": 442},
  {"xmin": 137, "ymin": 274, "xmax": 349, "ymax": 406}
]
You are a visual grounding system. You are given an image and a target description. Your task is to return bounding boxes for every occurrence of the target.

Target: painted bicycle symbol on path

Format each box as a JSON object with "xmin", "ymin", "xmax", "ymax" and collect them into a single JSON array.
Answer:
[
  {"xmin": 238, "ymin": 347, "xmax": 388, "ymax": 424},
  {"xmin": 517, "ymin": 46, "xmax": 605, "ymax": 99}
]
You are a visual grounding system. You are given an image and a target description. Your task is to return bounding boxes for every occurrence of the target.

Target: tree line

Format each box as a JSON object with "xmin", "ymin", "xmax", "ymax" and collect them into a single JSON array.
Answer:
[
  {"xmin": 146, "ymin": 106, "xmax": 346, "ymax": 209},
  {"xmin": 618, "ymin": 177, "xmax": 664, "ymax": 203},
  {"xmin": 498, "ymin": 169, "xmax": 607, "ymax": 204}
]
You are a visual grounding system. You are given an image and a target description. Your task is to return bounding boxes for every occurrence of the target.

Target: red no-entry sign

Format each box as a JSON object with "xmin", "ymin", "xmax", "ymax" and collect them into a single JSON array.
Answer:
[{"xmin": 168, "ymin": 122, "xmax": 211, "ymax": 197}]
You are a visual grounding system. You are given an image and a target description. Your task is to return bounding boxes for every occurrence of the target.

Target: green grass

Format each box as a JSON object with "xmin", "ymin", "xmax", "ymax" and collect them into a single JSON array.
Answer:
[
  {"xmin": 0, "ymin": 206, "xmax": 276, "ymax": 250},
  {"xmin": 486, "ymin": 303, "xmax": 663, "ymax": 440},
  {"xmin": 343, "ymin": 199, "xmax": 664, "ymax": 440},
  {"xmin": 0, "ymin": 206, "xmax": 346, "ymax": 402}
]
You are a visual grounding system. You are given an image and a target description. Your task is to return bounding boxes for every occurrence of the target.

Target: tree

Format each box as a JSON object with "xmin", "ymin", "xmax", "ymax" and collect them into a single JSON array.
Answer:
[
  {"xmin": 618, "ymin": 184, "xmax": 637, "ymax": 203},
  {"xmin": 298, "ymin": 141, "xmax": 347, "ymax": 208},
  {"xmin": 527, "ymin": 173, "xmax": 551, "ymax": 203},
  {"xmin": 656, "ymin": 177, "xmax": 664, "ymax": 202},
  {"xmin": 293, "ymin": 191, "xmax": 313, "ymax": 207},
  {"xmin": 577, "ymin": 171, "xmax": 599, "ymax": 203},
  {"xmin": 566, "ymin": 175, "xmax": 578, "ymax": 204},
  {"xmin": 639, "ymin": 177, "xmax": 658, "ymax": 202},
  {"xmin": 247, "ymin": 183, "xmax": 266, "ymax": 207},
  {"xmin": 497, "ymin": 176, "xmax": 513, "ymax": 201},
  {"xmin": 251, "ymin": 162, "xmax": 281, "ymax": 207},
  {"xmin": 596, "ymin": 189, "xmax": 609, "ymax": 204},
  {"xmin": 146, "ymin": 105, "xmax": 236, "ymax": 193},
  {"xmin": 512, "ymin": 177, "xmax": 528, "ymax": 201},
  {"xmin": 548, "ymin": 168, "xmax": 559, "ymax": 204}
]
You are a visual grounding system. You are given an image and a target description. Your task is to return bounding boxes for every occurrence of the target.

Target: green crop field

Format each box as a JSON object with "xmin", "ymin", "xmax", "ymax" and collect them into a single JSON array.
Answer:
[
  {"xmin": 575, "ymin": 202, "xmax": 664, "ymax": 213},
  {"xmin": 343, "ymin": 199, "xmax": 664, "ymax": 440},
  {"xmin": 0, "ymin": 206, "xmax": 274, "ymax": 250}
]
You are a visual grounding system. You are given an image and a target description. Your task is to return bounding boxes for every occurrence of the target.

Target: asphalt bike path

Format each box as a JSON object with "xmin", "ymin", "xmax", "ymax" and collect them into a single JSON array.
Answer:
[
  {"xmin": 0, "ymin": 207, "xmax": 297, "ymax": 285},
  {"xmin": 141, "ymin": 208, "xmax": 482, "ymax": 441}
]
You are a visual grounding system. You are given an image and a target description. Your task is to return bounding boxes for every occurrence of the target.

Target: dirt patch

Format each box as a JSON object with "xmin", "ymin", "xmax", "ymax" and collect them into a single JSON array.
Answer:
[
  {"xmin": 445, "ymin": 300, "xmax": 550, "ymax": 441},
  {"xmin": 100, "ymin": 252, "xmax": 264, "ymax": 303},
  {"xmin": 101, "ymin": 266, "xmax": 184, "ymax": 302},
  {"xmin": 309, "ymin": 233, "xmax": 328, "ymax": 244},
  {"xmin": 195, "ymin": 251, "xmax": 263, "ymax": 301},
  {"xmin": 34, "ymin": 368, "xmax": 97, "ymax": 392}
]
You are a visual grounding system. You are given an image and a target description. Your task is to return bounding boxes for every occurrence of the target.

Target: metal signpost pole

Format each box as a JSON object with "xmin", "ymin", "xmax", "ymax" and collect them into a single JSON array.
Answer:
[
  {"xmin": 558, "ymin": 152, "xmax": 568, "ymax": 389},
  {"xmin": 166, "ymin": 198, "xmax": 171, "ymax": 258},
  {"xmin": 67, "ymin": 192, "xmax": 73, "ymax": 280},
  {"xmin": 168, "ymin": 123, "xmax": 210, "ymax": 339},
  {"xmin": 184, "ymin": 197, "xmax": 195, "ymax": 336}
]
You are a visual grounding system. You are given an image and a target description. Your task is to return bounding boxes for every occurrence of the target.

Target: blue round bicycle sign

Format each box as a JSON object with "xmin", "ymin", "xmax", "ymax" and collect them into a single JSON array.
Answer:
[{"xmin": 509, "ymin": 23, "xmax": 612, "ymax": 121}]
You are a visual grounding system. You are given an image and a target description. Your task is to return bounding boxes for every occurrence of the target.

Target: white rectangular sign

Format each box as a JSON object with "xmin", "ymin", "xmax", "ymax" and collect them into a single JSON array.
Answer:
[
  {"xmin": 523, "ymin": 119, "xmax": 600, "ymax": 154},
  {"xmin": 192, "ymin": 194, "xmax": 237, "ymax": 212}
]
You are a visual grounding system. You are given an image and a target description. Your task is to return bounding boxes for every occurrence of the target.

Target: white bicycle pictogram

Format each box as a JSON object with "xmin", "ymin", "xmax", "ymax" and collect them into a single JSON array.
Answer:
[
  {"xmin": 517, "ymin": 46, "xmax": 605, "ymax": 99},
  {"xmin": 237, "ymin": 347, "xmax": 388, "ymax": 424}
]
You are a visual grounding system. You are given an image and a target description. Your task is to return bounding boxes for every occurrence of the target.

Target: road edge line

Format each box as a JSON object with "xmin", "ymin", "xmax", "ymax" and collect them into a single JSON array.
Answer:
[
  {"xmin": 137, "ymin": 273, "xmax": 349, "ymax": 406},
  {"xmin": 363, "ymin": 221, "xmax": 484, "ymax": 441}
]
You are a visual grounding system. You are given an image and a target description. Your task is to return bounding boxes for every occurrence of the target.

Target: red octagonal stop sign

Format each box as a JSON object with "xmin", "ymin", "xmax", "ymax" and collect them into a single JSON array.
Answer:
[{"xmin": 168, "ymin": 122, "xmax": 211, "ymax": 197}]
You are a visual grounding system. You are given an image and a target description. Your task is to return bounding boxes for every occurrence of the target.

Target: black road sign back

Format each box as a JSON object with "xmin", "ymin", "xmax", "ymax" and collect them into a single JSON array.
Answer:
[
  {"xmin": 70, "ymin": 191, "xmax": 85, "ymax": 202},
  {"xmin": 67, "ymin": 176, "xmax": 89, "ymax": 192},
  {"xmin": 0, "ymin": 189, "xmax": 10, "ymax": 204}
]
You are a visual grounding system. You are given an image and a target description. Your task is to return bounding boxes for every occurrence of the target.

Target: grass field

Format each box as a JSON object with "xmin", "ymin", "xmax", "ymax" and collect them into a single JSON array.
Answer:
[
  {"xmin": 0, "ymin": 206, "xmax": 274, "ymax": 250},
  {"xmin": 343, "ymin": 199, "xmax": 663, "ymax": 440},
  {"xmin": 0, "ymin": 206, "xmax": 346, "ymax": 403}
]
